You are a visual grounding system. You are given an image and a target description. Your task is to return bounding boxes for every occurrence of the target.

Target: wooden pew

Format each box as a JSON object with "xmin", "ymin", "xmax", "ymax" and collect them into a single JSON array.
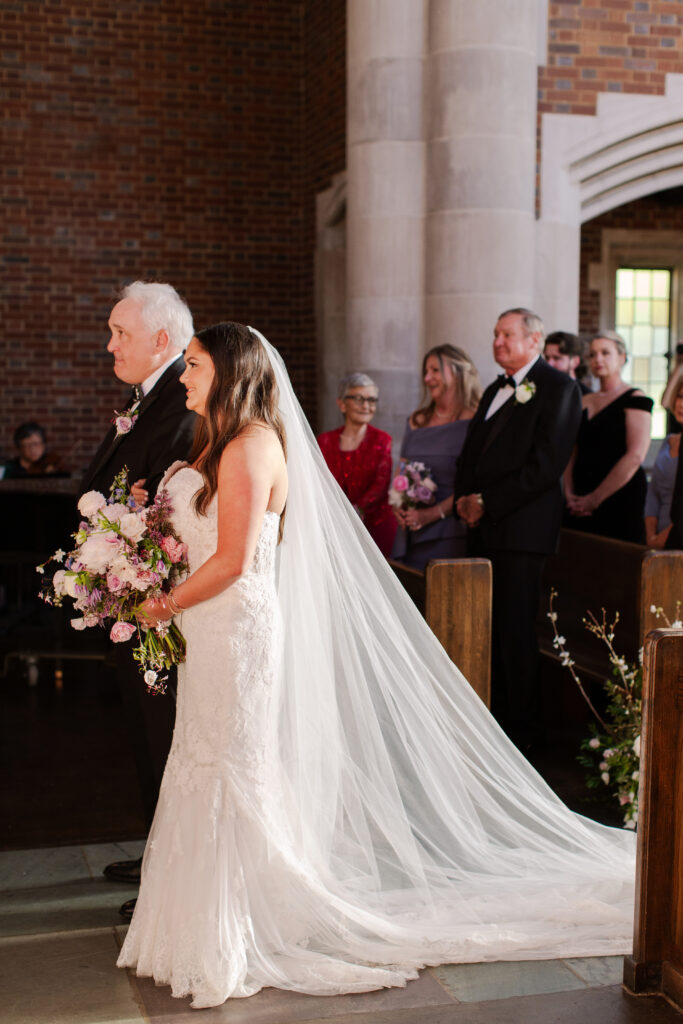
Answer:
[
  {"xmin": 540, "ymin": 530, "xmax": 683, "ymax": 679},
  {"xmin": 390, "ymin": 558, "xmax": 492, "ymax": 707},
  {"xmin": 623, "ymin": 629, "xmax": 683, "ymax": 1009}
]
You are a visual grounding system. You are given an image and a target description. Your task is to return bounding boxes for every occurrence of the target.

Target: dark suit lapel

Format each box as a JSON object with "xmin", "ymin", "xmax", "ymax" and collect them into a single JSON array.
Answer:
[
  {"xmin": 83, "ymin": 358, "xmax": 184, "ymax": 491},
  {"xmin": 478, "ymin": 357, "xmax": 546, "ymax": 458}
]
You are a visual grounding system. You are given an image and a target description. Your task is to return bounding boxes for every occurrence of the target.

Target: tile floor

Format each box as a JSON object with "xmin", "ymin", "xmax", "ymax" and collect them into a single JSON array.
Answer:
[{"xmin": 0, "ymin": 842, "xmax": 680, "ymax": 1024}]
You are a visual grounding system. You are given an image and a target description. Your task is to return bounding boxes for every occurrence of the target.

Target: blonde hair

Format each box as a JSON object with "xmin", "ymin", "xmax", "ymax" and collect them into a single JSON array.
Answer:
[{"xmin": 412, "ymin": 345, "xmax": 482, "ymax": 428}]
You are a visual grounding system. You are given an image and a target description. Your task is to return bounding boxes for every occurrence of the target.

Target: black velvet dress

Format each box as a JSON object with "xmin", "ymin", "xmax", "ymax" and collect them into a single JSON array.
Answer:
[{"xmin": 566, "ymin": 388, "xmax": 653, "ymax": 544}]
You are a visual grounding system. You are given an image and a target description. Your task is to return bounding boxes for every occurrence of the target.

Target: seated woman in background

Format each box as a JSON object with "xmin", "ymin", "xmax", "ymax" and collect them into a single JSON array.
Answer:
[
  {"xmin": 317, "ymin": 373, "xmax": 396, "ymax": 557},
  {"xmin": 564, "ymin": 331, "xmax": 652, "ymax": 544},
  {"xmin": 3, "ymin": 422, "xmax": 68, "ymax": 478},
  {"xmin": 392, "ymin": 345, "xmax": 481, "ymax": 571},
  {"xmin": 645, "ymin": 374, "xmax": 683, "ymax": 549}
]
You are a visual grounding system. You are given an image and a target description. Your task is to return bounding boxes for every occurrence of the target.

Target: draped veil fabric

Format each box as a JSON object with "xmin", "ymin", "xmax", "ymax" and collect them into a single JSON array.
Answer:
[{"xmin": 254, "ymin": 330, "xmax": 635, "ymax": 962}]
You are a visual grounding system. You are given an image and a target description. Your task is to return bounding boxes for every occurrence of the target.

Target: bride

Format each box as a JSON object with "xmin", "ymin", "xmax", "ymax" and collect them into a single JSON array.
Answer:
[{"xmin": 117, "ymin": 322, "xmax": 635, "ymax": 1008}]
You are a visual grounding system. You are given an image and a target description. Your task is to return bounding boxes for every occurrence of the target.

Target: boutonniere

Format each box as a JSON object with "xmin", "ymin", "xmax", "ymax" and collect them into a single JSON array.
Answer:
[
  {"xmin": 514, "ymin": 378, "xmax": 536, "ymax": 405},
  {"xmin": 112, "ymin": 399, "xmax": 141, "ymax": 436}
]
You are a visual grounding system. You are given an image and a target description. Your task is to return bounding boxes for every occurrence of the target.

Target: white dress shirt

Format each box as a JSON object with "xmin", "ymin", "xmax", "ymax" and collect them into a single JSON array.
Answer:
[{"xmin": 485, "ymin": 354, "xmax": 540, "ymax": 421}]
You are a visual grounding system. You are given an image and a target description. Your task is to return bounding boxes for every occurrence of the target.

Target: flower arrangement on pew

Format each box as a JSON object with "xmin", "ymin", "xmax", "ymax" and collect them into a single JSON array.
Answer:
[
  {"xmin": 388, "ymin": 461, "xmax": 438, "ymax": 510},
  {"xmin": 36, "ymin": 468, "xmax": 188, "ymax": 695},
  {"xmin": 548, "ymin": 589, "xmax": 682, "ymax": 829}
]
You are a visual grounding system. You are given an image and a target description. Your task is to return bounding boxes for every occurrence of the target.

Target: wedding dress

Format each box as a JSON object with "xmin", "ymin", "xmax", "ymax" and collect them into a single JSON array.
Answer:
[{"xmin": 117, "ymin": 331, "xmax": 635, "ymax": 1008}]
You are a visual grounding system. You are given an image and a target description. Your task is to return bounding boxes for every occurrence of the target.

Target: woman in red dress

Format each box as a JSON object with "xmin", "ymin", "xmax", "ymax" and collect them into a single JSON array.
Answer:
[{"xmin": 318, "ymin": 373, "xmax": 397, "ymax": 557}]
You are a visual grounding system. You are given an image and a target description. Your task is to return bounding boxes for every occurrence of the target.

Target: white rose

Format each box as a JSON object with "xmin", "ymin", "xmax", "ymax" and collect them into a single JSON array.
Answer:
[
  {"xmin": 52, "ymin": 570, "xmax": 66, "ymax": 595},
  {"xmin": 78, "ymin": 531, "xmax": 123, "ymax": 574},
  {"xmin": 71, "ymin": 617, "xmax": 87, "ymax": 630},
  {"xmin": 144, "ymin": 670, "xmax": 157, "ymax": 687},
  {"xmin": 601, "ymin": 771, "xmax": 610, "ymax": 784},
  {"xmin": 118, "ymin": 512, "xmax": 147, "ymax": 543},
  {"xmin": 77, "ymin": 491, "xmax": 107, "ymax": 520},
  {"xmin": 63, "ymin": 573, "xmax": 79, "ymax": 598},
  {"xmin": 633, "ymin": 735, "xmax": 641, "ymax": 758},
  {"xmin": 588, "ymin": 737, "xmax": 600, "ymax": 749}
]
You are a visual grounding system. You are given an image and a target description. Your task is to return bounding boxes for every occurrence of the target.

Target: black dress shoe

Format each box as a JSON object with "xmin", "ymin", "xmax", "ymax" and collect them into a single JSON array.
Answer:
[
  {"xmin": 103, "ymin": 856, "xmax": 142, "ymax": 883},
  {"xmin": 119, "ymin": 897, "xmax": 137, "ymax": 920}
]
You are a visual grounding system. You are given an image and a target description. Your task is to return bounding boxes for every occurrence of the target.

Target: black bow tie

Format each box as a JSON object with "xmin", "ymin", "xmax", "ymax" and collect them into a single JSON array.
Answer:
[{"xmin": 497, "ymin": 374, "xmax": 516, "ymax": 390}]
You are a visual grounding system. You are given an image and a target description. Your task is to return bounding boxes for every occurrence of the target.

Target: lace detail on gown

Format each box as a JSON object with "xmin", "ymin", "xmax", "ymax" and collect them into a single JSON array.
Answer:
[{"xmin": 117, "ymin": 468, "xmax": 405, "ymax": 1006}]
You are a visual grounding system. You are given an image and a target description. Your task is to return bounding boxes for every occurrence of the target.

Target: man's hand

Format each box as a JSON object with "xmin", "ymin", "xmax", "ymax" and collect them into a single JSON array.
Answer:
[
  {"xmin": 456, "ymin": 494, "xmax": 484, "ymax": 528},
  {"xmin": 131, "ymin": 478, "xmax": 149, "ymax": 507}
]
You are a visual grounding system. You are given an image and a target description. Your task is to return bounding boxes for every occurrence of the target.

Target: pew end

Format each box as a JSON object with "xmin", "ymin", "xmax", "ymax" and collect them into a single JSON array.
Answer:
[
  {"xmin": 390, "ymin": 558, "xmax": 492, "ymax": 707},
  {"xmin": 623, "ymin": 629, "xmax": 683, "ymax": 1008}
]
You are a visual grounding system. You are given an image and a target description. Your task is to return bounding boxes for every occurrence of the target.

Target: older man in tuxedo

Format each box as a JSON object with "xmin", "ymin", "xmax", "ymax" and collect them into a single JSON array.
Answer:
[
  {"xmin": 83, "ymin": 281, "xmax": 196, "ymax": 902},
  {"xmin": 454, "ymin": 308, "xmax": 582, "ymax": 751}
]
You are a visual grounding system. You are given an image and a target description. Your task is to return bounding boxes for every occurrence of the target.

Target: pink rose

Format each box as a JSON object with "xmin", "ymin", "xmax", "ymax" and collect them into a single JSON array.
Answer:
[
  {"xmin": 161, "ymin": 535, "xmax": 187, "ymax": 563},
  {"xmin": 106, "ymin": 572, "xmax": 125, "ymax": 593},
  {"xmin": 110, "ymin": 621, "xmax": 136, "ymax": 643},
  {"xmin": 115, "ymin": 416, "xmax": 133, "ymax": 435},
  {"xmin": 392, "ymin": 475, "xmax": 409, "ymax": 492},
  {"xmin": 416, "ymin": 485, "xmax": 433, "ymax": 503}
]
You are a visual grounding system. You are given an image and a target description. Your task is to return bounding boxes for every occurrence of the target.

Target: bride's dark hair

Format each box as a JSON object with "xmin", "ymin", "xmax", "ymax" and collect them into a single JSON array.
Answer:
[{"xmin": 189, "ymin": 322, "xmax": 286, "ymax": 516}]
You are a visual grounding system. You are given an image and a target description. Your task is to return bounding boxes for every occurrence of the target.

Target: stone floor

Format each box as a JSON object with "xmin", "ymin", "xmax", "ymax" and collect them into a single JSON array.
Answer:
[{"xmin": 1, "ymin": 842, "xmax": 681, "ymax": 1024}]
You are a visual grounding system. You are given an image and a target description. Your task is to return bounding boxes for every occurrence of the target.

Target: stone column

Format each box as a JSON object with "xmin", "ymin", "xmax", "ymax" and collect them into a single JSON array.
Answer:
[
  {"xmin": 425, "ymin": 0, "xmax": 540, "ymax": 382},
  {"xmin": 346, "ymin": 0, "xmax": 427, "ymax": 442}
]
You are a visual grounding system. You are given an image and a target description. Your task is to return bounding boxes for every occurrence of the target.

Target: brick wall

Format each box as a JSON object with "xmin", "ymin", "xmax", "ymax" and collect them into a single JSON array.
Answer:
[
  {"xmin": 1, "ymin": 0, "xmax": 346, "ymax": 470},
  {"xmin": 541, "ymin": 0, "xmax": 683, "ymax": 117}
]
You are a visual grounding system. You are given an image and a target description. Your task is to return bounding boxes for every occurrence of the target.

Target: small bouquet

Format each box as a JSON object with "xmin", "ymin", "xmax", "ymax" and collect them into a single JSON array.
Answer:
[
  {"xmin": 37, "ymin": 468, "xmax": 188, "ymax": 695},
  {"xmin": 388, "ymin": 461, "xmax": 438, "ymax": 509}
]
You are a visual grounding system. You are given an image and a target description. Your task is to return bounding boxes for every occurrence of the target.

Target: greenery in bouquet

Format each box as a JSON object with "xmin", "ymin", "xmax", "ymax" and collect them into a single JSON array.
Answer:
[
  {"xmin": 37, "ymin": 468, "xmax": 188, "ymax": 694},
  {"xmin": 548, "ymin": 589, "xmax": 681, "ymax": 829},
  {"xmin": 388, "ymin": 461, "xmax": 438, "ymax": 510}
]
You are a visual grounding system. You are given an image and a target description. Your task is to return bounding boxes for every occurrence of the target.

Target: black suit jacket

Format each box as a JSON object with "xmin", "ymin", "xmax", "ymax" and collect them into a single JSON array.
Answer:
[
  {"xmin": 82, "ymin": 357, "xmax": 197, "ymax": 501},
  {"xmin": 666, "ymin": 448, "xmax": 683, "ymax": 549},
  {"xmin": 453, "ymin": 358, "xmax": 582, "ymax": 554}
]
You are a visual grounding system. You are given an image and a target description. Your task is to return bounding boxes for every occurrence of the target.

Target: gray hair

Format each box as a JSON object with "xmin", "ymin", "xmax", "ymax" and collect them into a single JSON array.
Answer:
[
  {"xmin": 120, "ymin": 281, "xmax": 194, "ymax": 352},
  {"xmin": 592, "ymin": 330, "xmax": 628, "ymax": 362},
  {"xmin": 338, "ymin": 372, "xmax": 377, "ymax": 400},
  {"xmin": 499, "ymin": 307, "xmax": 545, "ymax": 343}
]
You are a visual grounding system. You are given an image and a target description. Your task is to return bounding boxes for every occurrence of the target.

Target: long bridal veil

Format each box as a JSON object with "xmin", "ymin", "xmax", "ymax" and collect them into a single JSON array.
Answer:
[{"xmin": 252, "ymin": 328, "xmax": 635, "ymax": 970}]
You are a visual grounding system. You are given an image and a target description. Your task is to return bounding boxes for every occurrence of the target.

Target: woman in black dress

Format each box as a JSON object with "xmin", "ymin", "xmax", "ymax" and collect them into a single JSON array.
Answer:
[{"xmin": 564, "ymin": 331, "xmax": 652, "ymax": 543}]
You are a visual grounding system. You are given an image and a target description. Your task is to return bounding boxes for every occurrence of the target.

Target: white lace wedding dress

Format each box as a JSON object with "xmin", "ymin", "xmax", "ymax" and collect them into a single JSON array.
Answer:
[{"xmin": 117, "ymin": 336, "xmax": 636, "ymax": 1009}]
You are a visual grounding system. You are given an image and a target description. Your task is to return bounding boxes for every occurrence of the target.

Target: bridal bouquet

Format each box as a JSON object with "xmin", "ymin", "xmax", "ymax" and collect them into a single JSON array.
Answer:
[
  {"xmin": 388, "ymin": 461, "xmax": 438, "ymax": 510},
  {"xmin": 37, "ymin": 468, "xmax": 188, "ymax": 695}
]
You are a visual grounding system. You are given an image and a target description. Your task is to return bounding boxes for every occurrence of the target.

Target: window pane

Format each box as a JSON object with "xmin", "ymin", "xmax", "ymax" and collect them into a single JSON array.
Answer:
[
  {"xmin": 653, "ymin": 327, "xmax": 669, "ymax": 354},
  {"xmin": 613, "ymin": 267, "xmax": 671, "ymax": 439},
  {"xmin": 632, "ymin": 356, "xmax": 650, "ymax": 382},
  {"xmin": 634, "ymin": 299, "xmax": 651, "ymax": 324},
  {"xmin": 635, "ymin": 270, "xmax": 652, "ymax": 298},
  {"xmin": 652, "ymin": 299, "xmax": 669, "ymax": 327},
  {"xmin": 652, "ymin": 270, "xmax": 670, "ymax": 299},
  {"xmin": 632, "ymin": 325, "xmax": 651, "ymax": 356},
  {"xmin": 653, "ymin": 409, "xmax": 667, "ymax": 439},
  {"xmin": 616, "ymin": 268, "xmax": 634, "ymax": 298},
  {"xmin": 615, "ymin": 298, "xmax": 634, "ymax": 325},
  {"xmin": 650, "ymin": 355, "xmax": 669, "ymax": 383}
]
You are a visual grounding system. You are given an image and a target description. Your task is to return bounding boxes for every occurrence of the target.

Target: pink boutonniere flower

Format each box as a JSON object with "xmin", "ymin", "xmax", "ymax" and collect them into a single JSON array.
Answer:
[{"xmin": 112, "ymin": 398, "xmax": 141, "ymax": 436}]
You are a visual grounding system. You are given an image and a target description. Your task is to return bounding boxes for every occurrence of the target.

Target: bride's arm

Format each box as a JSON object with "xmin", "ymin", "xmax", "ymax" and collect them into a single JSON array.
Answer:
[{"xmin": 140, "ymin": 430, "xmax": 283, "ymax": 620}]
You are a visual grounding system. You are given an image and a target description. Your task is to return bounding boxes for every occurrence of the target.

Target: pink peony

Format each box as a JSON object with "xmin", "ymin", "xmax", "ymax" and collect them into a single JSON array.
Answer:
[
  {"xmin": 161, "ymin": 535, "xmax": 187, "ymax": 563},
  {"xmin": 77, "ymin": 490, "xmax": 107, "ymax": 520},
  {"xmin": 106, "ymin": 572, "xmax": 126, "ymax": 593},
  {"xmin": 110, "ymin": 621, "xmax": 136, "ymax": 643},
  {"xmin": 392, "ymin": 475, "xmax": 409, "ymax": 492}
]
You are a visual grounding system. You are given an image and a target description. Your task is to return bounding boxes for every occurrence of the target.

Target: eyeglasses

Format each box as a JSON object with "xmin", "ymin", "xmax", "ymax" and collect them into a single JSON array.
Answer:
[{"xmin": 343, "ymin": 395, "xmax": 378, "ymax": 407}]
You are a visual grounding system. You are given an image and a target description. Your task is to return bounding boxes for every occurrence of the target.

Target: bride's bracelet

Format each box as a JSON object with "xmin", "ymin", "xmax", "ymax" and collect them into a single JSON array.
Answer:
[{"xmin": 167, "ymin": 590, "xmax": 185, "ymax": 616}]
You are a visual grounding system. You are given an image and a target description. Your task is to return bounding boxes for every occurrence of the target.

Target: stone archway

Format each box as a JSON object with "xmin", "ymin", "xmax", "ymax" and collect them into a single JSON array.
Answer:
[{"xmin": 536, "ymin": 73, "xmax": 683, "ymax": 333}]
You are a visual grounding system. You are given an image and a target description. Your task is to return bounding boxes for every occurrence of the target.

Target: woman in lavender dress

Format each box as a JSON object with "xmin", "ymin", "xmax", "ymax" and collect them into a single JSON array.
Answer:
[{"xmin": 392, "ymin": 345, "xmax": 481, "ymax": 571}]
